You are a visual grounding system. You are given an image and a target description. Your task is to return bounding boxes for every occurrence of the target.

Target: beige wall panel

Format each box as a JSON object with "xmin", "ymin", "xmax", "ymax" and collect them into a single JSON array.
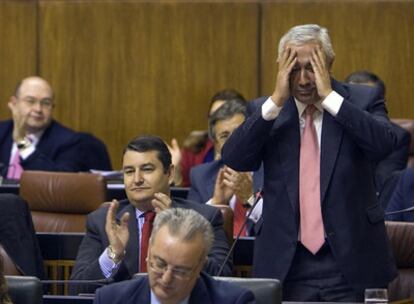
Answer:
[
  {"xmin": 261, "ymin": 1, "xmax": 414, "ymax": 119},
  {"xmin": 0, "ymin": 1, "xmax": 37, "ymax": 120},
  {"xmin": 39, "ymin": 1, "xmax": 259, "ymax": 169}
]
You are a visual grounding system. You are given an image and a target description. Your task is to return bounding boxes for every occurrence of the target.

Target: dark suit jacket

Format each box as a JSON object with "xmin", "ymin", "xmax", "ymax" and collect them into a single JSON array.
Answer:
[
  {"xmin": 187, "ymin": 159, "xmax": 263, "ymax": 204},
  {"xmin": 0, "ymin": 119, "xmax": 82, "ymax": 177},
  {"xmin": 222, "ymin": 79, "xmax": 398, "ymax": 290},
  {"xmin": 70, "ymin": 198, "xmax": 232, "ymax": 293},
  {"xmin": 78, "ymin": 132, "xmax": 112, "ymax": 171},
  {"xmin": 93, "ymin": 272, "xmax": 255, "ymax": 304},
  {"xmin": 385, "ymin": 168, "xmax": 414, "ymax": 221},
  {"xmin": 0, "ymin": 194, "xmax": 44, "ymax": 278},
  {"xmin": 376, "ymin": 122, "xmax": 410, "ymax": 208}
]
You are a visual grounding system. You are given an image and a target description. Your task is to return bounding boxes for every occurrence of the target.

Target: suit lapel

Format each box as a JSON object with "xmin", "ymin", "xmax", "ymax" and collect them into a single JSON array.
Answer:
[
  {"xmin": 320, "ymin": 106, "xmax": 344, "ymax": 205},
  {"xmin": 273, "ymin": 98, "xmax": 300, "ymax": 213}
]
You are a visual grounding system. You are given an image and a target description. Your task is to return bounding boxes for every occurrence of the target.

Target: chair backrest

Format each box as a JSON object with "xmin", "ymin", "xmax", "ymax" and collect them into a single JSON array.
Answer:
[
  {"xmin": 385, "ymin": 221, "xmax": 414, "ymax": 300},
  {"xmin": 5, "ymin": 275, "xmax": 42, "ymax": 304},
  {"xmin": 213, "ymin": 276, "xmax": 282, "ymax": 304},
  {"xmin": 392, "ymin": 118, "xmax": 414, "ymax": 168},
  {"xmin": 20, "ymin": 171, "xmax": 107, "ymax": 232}
]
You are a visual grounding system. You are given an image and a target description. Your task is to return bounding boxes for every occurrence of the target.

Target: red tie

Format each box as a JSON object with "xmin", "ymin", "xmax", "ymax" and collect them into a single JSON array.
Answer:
[
  {"xmin": 7, "ymin": 149, "xmax": 23, "ymax": 179},
  {"xmin": 299, "ymin": 105, "xmax": 324, "ymax": 254},
  {"xmin": 234, "ymin": 198, "xmax": 247, "ymax": 237},
  {"xmin": 140, "ymin": 211, "xmax": 156, "ymax": 272}
]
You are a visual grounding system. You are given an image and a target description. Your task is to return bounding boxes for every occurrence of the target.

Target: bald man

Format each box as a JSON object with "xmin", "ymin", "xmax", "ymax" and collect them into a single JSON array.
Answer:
[{"xmin": 0, "ymin": 76, "xmax": 84, "ymax": 178}]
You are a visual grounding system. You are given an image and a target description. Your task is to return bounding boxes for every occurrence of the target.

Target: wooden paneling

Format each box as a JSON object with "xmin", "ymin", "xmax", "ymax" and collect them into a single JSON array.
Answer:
[
  {"xmin": 261, "ymin": 1, "xmax": 414, "ymax": 119},
  {"xmin": 38, "ymin": 1, "xmax": 259, "ymax": 169},
  {"xmin": 0, "ymin": 1, "xmax": 37, "ymax": 120},
  {"xmin": 2, "ymin": 0, "xmax": 414, "ymax": 169}
]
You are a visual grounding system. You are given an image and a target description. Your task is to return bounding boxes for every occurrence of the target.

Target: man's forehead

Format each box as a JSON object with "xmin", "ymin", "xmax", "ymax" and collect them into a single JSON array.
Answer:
[{"xmin": 123, "ymin": 150, "xmax": 161, "ymax": 165}]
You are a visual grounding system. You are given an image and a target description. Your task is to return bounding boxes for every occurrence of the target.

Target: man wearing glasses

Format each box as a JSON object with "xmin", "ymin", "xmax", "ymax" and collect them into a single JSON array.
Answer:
[
  {"xmin": 94, "ymin": 207, "xmax": 254, "ymax": 304},
  {"xmin": 0, "ymin": 76, "xmax": 83, "ymax": 179}
]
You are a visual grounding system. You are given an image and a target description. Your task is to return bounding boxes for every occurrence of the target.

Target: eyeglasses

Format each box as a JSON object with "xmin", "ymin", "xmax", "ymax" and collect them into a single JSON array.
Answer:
[
  {"xmin": 20, "ymin": 97, "xmax": 54, "ymax": 109},
  {"xmin": 147, "ymin": 256, "xmax": 200, "ymax": 280}
]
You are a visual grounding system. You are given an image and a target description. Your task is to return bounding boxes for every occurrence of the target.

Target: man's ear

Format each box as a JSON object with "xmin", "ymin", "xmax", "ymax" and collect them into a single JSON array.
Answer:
[
  {"xmin": 7, "ymin": 96, "xmax": 17, "ymax": 111},
  {"xmin": 167, "ymin": 164, "xmax": 175, "ymax": 185}
]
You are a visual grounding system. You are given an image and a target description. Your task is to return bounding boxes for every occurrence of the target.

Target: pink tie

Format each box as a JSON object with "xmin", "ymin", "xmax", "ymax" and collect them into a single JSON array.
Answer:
[
  {"xmin": 299, "ymin": 105, "xmax": 324, "ymax": 254},
  {"xmin": 7, "ymin": 149, "xmax": 23, "ymax": 179}
]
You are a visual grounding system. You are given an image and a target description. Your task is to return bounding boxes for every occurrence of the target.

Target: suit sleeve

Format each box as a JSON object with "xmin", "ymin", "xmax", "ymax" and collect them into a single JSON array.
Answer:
[
  {"xmin": 202, "ymin": 206, "xmax": 233, "ymax": 276},
  {"xmin": 69, "ymin": 212, "xmax": 108, "ymax": 294},
  {"xmin": 333, "ymin": 86, "xmax": 401, "ymax": 160},
  {"xmin": 385, "ymin": 169, "xmax": 414, "ymax": 221},
  {"xmin": 187, "ymin": 168, "xmax": 204, "ymax": 203},
  {"xmin": 222, "ymin": 99, "xmax": 274, "ymax": 172},
  {"xmin": 70, "ymin": 210, "xmax": 131, "ymax": 293}
]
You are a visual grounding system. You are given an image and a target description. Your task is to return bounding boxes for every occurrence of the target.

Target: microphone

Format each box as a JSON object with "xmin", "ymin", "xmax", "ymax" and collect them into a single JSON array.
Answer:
[
  {"xmin": 216, "ymin": 190, "xmax": 263, "ymax": 277},
  {"xmin": 385, "ymin": 205, "xmax": 414, "ymax": 216}
]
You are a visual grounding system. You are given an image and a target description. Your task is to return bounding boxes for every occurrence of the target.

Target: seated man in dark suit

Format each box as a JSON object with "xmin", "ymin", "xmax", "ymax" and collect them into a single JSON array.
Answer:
[
  {"xmin": 0, "ymin": 76, "xmax": 82, "ymax": 179},
  {"xmin": 70, "ymin": 135, "xmax": 232, "ymax": 293},
  {"xmin": 385, "ymin": 168, "xmax": 414, "ymax": 221},
  {"xmin": 188, "ymin": 100, "xmax": 263, "ymax": 236},
  {"xmin": 94, "ymin": 207, "xmax": 254, "ymax": 304}
]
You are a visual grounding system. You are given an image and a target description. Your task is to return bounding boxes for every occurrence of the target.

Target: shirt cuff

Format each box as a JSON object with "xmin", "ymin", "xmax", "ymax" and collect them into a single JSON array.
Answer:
[
  {"xmin": 248, "ymin": 198, "xmax": 263, "ymax": 223},
  {"xmin": 19, "ymin": 145, "xmax": 35, "ymax": 160},
  {"xmin": 262, "ymin": 97, "xmax": 283, "ymax": 121},
  {"xmin": 99, "ymin": 250, "xmax": 121, "ymax": 278},
  {"xmin": 322, "ymin": 90, "xmax": 344, "ymax": 116}
]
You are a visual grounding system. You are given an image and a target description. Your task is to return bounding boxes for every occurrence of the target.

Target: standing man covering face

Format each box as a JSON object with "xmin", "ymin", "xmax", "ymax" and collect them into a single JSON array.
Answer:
[
  {"xmin": 222, "ymin": 24, "xmax": 398, "ymax": 301},
  {"xmin": 0, "ymin": 76, "xmax": 83, "ymax": 178}
]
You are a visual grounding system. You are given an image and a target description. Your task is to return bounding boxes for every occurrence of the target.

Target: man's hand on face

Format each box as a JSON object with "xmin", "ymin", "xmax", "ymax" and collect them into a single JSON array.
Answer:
[
  {"xmin": 151, "ymin": 192, "xmax": 172, "ymax": 213},
  {"xmin": 211, "ymin": 167, "xmax": 234, "ymax": 205},
  {"xmin": 271, "ymin": 47, "xmax": 297, "ymax": 107},
  {"xmin": 105, "ymin": 200, "xmax": 130, "ymax": 256},
  {"xmin": 8, "ymin": 99, "xmax": 27, "ymax": 142},
  {"xmin": 222, "ymin": 167, "xmax": 253, "ymax": 202},
  {"xmin": 310, "ymin": 46, "xmax": 332, "ymax": 100}
]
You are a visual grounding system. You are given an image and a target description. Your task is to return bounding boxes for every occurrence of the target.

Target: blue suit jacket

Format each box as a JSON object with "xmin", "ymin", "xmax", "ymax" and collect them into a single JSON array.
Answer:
[
  {"xmin": 222, "ymin": 80, "xmax": 398, "ymax": 290},
  {"xmin": 93, "ymin": 272, "xmax": 255, "ymax": 304},
  {"xmin": 70, "ymin": 198, "xmax": 232, "ymax": 294},
  {"xmin": 385, "ymin": 168, "xmax": 414, "ymax": 221},
  {"xmin": 0, "ymin": 119, "xmax": 82, "ymax": 176},
  {"xmin": 187, "ymin": 159, "xmax": 263, "ymax": 204}
]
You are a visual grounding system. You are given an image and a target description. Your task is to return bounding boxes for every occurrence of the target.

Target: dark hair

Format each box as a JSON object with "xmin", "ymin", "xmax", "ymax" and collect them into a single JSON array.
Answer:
[
  {"xmin": 208, "ymin": 99, "xmax": 246, "ymax": 140},
  {"xmin": 208, "ymin": 89, "xmax": 246, "ymax": 114},
  {"xmin": 344, "ymin": 70, "xmax": 386, "ymax": 97},
  {"xmin": 123, "ymin": 135, "xmax": 171, "ymax": 172}
]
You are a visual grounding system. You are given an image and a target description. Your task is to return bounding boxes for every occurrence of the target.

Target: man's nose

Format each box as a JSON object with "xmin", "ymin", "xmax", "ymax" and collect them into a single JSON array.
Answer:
[
  {"xmin": 160, "ymin": 268, "xmax": 174, "ymax": 284},
  {"xmin": 298, "ymin": 69, "xmax": 310, "ymax": 86},
  {"xmin": 133, "ymin": 170, "xmax": 144, "ymax": 183}
]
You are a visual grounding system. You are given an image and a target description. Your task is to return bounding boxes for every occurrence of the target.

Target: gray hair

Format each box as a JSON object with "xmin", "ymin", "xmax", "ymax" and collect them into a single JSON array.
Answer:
[
  {"xmin": 150, "ymin": 208, "xmax": 214, "ymax": 256},
  {"xmin": 278, "ymin": 24, "xmax": 335, "ymax": 66},
  {"xmin": 208, "ymin": 99, "xmax": 246, "ymax": 140}
]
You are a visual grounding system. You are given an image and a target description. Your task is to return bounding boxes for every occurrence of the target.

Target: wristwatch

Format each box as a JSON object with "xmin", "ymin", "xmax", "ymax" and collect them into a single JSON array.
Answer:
[
  {"xmin": 17, "ymin": 137, "xmax": 32, "ymax": 150},
  {"xmin": 106, "ymin": 246, "xmax": 125, "ymax": 264}
]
